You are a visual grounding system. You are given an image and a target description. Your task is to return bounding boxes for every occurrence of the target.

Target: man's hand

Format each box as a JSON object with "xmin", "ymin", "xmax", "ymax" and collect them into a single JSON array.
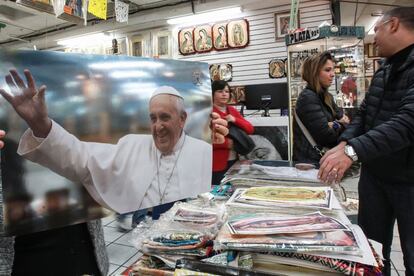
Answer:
[
  {"xmin": 0, "ymin": 69, "xmax": 51, "ymax": 138},
  {"xmin": 318, "ymin": 141, "xmax": 352, "ymax": 184},
  {"xmin": 0, "ymin": 130, "xmax": 5, "ymax": 149},
  {"xmin": 211, "ymin": 112, "xmax": 228, "ymax": 144}
]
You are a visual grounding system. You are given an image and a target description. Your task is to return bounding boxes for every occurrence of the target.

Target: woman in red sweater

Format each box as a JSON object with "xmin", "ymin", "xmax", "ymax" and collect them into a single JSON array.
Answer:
[{"xmin": 212, "ymin": 80, "xmax": 254, "ymax": 186}]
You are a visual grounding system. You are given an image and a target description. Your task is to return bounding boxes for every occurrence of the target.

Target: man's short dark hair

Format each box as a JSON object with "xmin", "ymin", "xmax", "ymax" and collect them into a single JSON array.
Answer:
[{"xmin": 384, "ymin": 7, "xmax": 414, "ymax": 29}]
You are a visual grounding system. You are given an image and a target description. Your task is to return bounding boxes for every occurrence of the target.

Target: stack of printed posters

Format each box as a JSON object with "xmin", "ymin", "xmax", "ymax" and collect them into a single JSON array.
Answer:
[
  {"xmin": 221, "ymin": 160, "xmax": 321, "ymax": 185},
  {"xmin": 226, "ymin": 186, "xmax": 336, "ymax": 210},
  {"xmin": 127, "ymin": 164, "xmax": 382, "ymax": 276},
  {"xmin": 214, "ymin": 184, "xmax": 382, "ymax": 275},
  {"xmin": 130, "ymin": 203, "xmax": 225, "ymax": 275}
]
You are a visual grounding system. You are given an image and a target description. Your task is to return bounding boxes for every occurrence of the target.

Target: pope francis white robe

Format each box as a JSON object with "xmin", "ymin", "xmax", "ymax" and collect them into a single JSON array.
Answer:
[{"xmin": 17, "ymin": 121, "xmax": 212, "ymax": 214}]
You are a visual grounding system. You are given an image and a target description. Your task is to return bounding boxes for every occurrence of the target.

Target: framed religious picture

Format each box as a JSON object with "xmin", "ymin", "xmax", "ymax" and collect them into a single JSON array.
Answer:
[
  {"xmin": 209, "ymin": 64, "xmax": 232, "ymax": 81},
  {"xmin": 220, "ymin": 64, "xmax": 233, "ymax": 81},
  {"xmin": 212, "ymin": 22, "xmax": 229, "ymax": 50},
  {"xmin": 364, "ymin": 59, "xmax": 373, "ymax": 71},
  {"xmin": 178, "ymin": 28, "xmax": 195, "ymax": 55},
  {"xmin": 367, "ymin": 43, "xmax": 380, "ymax": 58},
  {"xmin": 365, "ymin": 77, "xmax": 372, "ymax": 92},
  {"xmin": 194, "ymin": 25, "xmax": 213, "ymax": 53},
  {"xmin": 373, "ymin": 58, "xmax": 382, "ymax": 71},
  {"xmin": 132, "ymin": 41, "xmax": 143, "ymax": 56},
  {"xmin": 227, "ymin": 19, "xmax": 249, "ymax": 48},
  {"xmin": 209, "ymin": 64, "xmax": 220, "ymax": 81},
  {"xmin": 157, "ymin": 35, "xmax": 170, "ymax": 57},
  {"xmin": 269, "ymin": 58, "xmax": 286, "ymax": 78},
  {"xmin": 228, "ymin": 86, "xmax": 246, "ymax": 105},
  {"xmin": 274, "ymin": 10, "xmax": 299, "ymax": 41}
]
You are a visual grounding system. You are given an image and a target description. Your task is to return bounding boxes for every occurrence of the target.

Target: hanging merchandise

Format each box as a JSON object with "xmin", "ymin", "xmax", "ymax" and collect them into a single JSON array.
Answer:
[
  {"xmin": 51, "ymin": 0, "xmax": 88, "ymax": 24},
  {"xmin": 88, "ymin": 0, "xmax": 107, "ymax": 20},
  {"xmin": 115, "ymin": 0, "xmax": 129, "ymax": 23}
]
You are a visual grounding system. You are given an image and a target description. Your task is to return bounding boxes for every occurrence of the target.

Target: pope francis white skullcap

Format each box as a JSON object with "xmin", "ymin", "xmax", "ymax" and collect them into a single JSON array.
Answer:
[{"xmin": 151, "ymin": 86, "xmax": 183, "ymax": 100}]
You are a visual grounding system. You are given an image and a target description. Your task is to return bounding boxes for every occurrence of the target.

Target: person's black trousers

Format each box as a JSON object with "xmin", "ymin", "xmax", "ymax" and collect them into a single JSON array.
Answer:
[{"xmin": 358, "ymin": 168, "xmax": 414, "ymax": 276}]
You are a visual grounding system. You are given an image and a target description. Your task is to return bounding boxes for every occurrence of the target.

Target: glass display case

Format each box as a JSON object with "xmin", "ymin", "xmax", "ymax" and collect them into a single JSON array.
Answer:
[{"xmin": 285, "ymin": 26, "xmax": 365, "ymax": 160}]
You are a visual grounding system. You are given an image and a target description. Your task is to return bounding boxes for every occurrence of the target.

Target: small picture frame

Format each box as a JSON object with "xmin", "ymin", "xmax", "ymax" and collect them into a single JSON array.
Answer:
[
  {"xmin": 365, "ymin": 76, "xmax": 372, "ymax": 91},
  {"xmin": 209, "ymin": 64, "xmax": 232, "ymax": 81},
  {"xmin": 209, "ymin": 64, "xmax": 220, "ymax": 81},
  {"xmin": 194, "ymin": 25, "xmax": 213, "ymax": 53},
  {"xmin": 178, "ymin": 28, "xmax": 195, "ymax": 55},
  {"xmin": 367, "ymin": 43, "xmax": 380, "ymax": 58},
  {"xmin": 373, "ymin": 58, "xmax": 382, "ymax": 71},
  {"xmin": 228, "ymin": 86, "xmax": 246, "ymax": 105},
  {"xmin": 269, "ymin": 58, "xmax": 286, "ymax": 78},
  {"xmin": 157, "ymin": 35, "xmax": 169, "ymax": 57},
  {"xmin": 274, "ymin": 10, "xmax": 299, "ymax": 41},
  {"xmin": 364, "ymin": 59, "xmax": 373, "ymax": 71},
  {"xmin": 212, "ymin": 22, "xmax": 229, "ymax": 50},
  {"xmin": 227, "ymin": 19, "xmax": 249, "ymax": 48}
]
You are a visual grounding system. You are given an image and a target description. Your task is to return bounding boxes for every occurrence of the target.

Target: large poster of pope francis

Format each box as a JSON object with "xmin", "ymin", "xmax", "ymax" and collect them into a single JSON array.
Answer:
[{"xmin": 0, "ymin": 49, "xmax": 212, "ymax": 236}]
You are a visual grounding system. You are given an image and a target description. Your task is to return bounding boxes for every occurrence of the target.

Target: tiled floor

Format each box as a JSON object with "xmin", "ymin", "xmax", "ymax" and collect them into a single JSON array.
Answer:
[
  {"xmin": 102, "ymin": 215, "xmax": 142, "ymax": 275},
  {"xmin": 102, "ymin": 176, "xmax": 406, "ymax": 275},
  {"xmin": 391, "ymin": 223, "xmax": 405, "ymax": 276}
]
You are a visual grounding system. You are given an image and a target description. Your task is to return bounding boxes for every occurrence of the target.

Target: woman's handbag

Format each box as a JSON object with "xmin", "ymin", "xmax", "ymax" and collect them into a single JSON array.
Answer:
[
  {"xmin": 294, "ymin": 110, "xmax": 329, "ymax": 157},
  {"xmin": 228, "ymin": 124, "xmax": 256, "ymax": 155}
]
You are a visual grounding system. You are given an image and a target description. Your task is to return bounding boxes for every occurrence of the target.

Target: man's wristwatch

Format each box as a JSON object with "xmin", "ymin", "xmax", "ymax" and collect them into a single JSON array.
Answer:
[{"xmin": 344, "ymin": 145, "xmax": 358, "ymax": 162}]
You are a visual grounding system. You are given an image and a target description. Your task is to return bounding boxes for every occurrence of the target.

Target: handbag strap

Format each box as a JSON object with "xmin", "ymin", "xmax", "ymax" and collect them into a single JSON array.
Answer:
[{"xmin": 294, "ymin": 109, "xmax": 324, "ymax": 156}]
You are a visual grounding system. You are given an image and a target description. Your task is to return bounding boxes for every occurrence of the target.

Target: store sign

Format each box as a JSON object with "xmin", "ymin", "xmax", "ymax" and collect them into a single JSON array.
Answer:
[
  {"xmin": 286, "ymin": 28, "xmax": 320, "ymax": 45},
  {"xmin": 286, "ymin": 26, "xmax": 365, "ymax": 46}
]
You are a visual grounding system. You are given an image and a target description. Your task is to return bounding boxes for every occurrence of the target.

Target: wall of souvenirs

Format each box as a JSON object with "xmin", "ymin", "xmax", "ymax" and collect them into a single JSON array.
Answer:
[
  {"xmin": 177, "ymin": 19, "xmax": 249, "ymax": 55},
  {"xmin": 175, "ymin": 0, "xmax": 333, "ymax": 86}
]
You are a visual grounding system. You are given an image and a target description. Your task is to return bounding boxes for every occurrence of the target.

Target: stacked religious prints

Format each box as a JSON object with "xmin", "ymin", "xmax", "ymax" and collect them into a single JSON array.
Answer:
[
  {"xmin": 211, "ymin": 174, "xmax": 383, "ymax": 275},
  {"xmin": 130, "ymin": 202, "xmax": 226, "ymax": 275},
  {"xmin": 226, "ymin": 186, "xmax": 334, "ymax": 209},
  {"xmin": 221, "ymin": 160, "xmax": 321, "ymax": 187},
  {"xmin": 221, "ymin": 160, "xmax": 350, "ymax": 214},
  {"xmin": 128, "ymin": 160, "xmax": 383, "ymax": 275}
]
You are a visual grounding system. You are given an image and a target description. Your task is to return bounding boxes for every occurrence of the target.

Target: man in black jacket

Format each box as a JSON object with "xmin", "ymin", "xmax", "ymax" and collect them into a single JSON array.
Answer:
[{"xmin": 318, "ymin": 7, "xmax": 414, "ymax": 275}]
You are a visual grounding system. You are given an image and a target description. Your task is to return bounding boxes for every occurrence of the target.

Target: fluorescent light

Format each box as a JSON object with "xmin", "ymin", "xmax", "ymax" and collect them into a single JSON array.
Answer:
[
  {"xmin": 57, "ymin": 33, "xmax": 112, "ymax": 47},
  {"xmin": 167, "ymin": 7, "xmax": 242, "ymax": 26}
]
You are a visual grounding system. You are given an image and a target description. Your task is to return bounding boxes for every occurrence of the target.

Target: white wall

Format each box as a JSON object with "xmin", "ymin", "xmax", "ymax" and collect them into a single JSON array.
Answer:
[{"xmin": 173, "ymin": 0, "xmax": 332, "ymax": 86}]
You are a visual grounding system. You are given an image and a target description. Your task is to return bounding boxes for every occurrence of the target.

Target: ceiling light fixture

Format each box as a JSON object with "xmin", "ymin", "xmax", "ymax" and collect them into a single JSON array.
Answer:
[
  {"xmin": 371, "ymin": 11, "xmax": 384, "ymax": 17},
  {"xmin": 56, "ymin": 33, "xmax": 113, "ymax": 47},
  {"xmin": 167, "ymin": 7, "xmax": 242, "ymax": 26}
]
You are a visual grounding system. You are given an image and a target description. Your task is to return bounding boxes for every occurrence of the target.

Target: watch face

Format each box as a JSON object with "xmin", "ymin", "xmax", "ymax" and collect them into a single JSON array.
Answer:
[
  {"xmin": 345, "ymin": 146, "xmax": 357, "ymax": 161},
  {"xmin": 330, "ymin": 25, "xmax": 339, "ymax": 32}
]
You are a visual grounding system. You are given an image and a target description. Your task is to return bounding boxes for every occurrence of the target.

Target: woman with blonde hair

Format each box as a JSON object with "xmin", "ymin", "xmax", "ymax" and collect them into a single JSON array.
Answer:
[{"xmin": 293, "ymin": 51, "xmax": 349, "ymax": 163}]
